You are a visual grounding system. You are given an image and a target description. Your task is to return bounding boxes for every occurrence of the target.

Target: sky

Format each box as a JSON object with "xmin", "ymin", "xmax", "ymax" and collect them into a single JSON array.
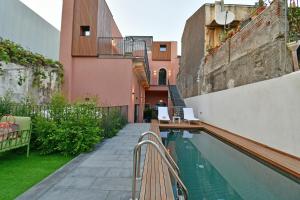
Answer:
[{"xmin": 20, "ymin": 0, "xmax": 258, "ymax": 54}]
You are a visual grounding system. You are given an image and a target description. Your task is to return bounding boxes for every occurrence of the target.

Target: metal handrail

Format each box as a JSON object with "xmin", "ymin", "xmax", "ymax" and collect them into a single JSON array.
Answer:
[
  {"xmin": 136, "ymin": 131, "xmax": 180, "ymax": 179},
  {"xmin": 131, "ymin": 140, "xmax": 188, "ymax": 200}
]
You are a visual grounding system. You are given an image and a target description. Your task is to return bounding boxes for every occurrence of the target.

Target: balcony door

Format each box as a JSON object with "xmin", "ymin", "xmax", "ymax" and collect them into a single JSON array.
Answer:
[{"xmin": 158, "ymin": 68, "xmax": 167, "ymax": 85}]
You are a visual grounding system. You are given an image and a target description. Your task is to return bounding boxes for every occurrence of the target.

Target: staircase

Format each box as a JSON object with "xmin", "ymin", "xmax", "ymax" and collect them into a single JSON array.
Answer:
[{"xmin": 168, "ymin": 85, "xmax": 186, "ymax": 118}]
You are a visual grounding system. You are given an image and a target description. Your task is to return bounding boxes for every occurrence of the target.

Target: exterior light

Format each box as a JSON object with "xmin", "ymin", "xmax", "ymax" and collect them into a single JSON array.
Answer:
[
  {"xmin": 168, "ymin": 70, "xmax": 171, "ymax": 77},
  {"xmin": 111, "ymin": 38, "xmax": 116, "ymax": 46},
  {"xmin": 153, "ymin": 70, "xmax": 157, "ymax": 76}
]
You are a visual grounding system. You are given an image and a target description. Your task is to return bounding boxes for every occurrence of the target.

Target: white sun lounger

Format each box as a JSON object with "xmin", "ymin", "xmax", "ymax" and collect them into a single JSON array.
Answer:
[
  {"xmin": 158, "ymin": 107, "xmax": 170, "ymax": 124},
  {"xmin": 183, "ymin": 108, "xmax": 200, "ymax": 124}
]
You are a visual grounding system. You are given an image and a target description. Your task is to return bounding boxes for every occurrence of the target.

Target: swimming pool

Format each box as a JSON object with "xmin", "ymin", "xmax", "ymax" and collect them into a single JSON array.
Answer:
[{"xmin": 162, "ymin": 130, "xmax": 300, "ymax": 200}]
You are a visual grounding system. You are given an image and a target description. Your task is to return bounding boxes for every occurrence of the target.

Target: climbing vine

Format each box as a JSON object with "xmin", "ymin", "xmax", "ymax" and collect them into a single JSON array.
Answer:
[
  {"xmin": 0, "ymin": 38, "xmax": 63, "ymax": 88},
  {"xmin": 288, "ymin": 7, "xmax": 300, "ymax": 42}
]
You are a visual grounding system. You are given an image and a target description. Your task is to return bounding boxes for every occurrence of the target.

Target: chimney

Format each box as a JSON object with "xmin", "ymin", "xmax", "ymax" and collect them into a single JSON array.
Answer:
[{"xmin": 215, "ymin": 1, "xmax": 222, "ymax": 18}]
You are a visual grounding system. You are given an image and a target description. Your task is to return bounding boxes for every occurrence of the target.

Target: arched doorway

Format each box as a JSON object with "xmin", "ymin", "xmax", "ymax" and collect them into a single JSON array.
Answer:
[{"xmin": 158, "ymin": 68, "xmax": 167, "ymax": 85}]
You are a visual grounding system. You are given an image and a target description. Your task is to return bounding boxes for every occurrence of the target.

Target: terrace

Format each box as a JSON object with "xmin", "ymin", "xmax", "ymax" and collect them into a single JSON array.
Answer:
[{"xmin": 97, "ymin": 36, "xmax": 152, "ymax": 87}]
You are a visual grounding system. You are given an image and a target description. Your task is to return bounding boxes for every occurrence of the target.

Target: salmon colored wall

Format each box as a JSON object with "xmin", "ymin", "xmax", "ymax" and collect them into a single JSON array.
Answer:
[
  {"xmin": 71, "ymin": 58, "xmax": 132, "ymax": 105},
  {"xmin": 145, "ymin": 91, "xmax": 168, "ymax": 107},
  {"xmin": 131, "ymin": 72, "xmax": 146, "ymax": 122},
  {"xmin": 60, "ymin": 0, "xmax": 74, "ymax": 100},
  {"xmin": 148, "ymin": 41, "xmax": 179, "ymax": 86}
]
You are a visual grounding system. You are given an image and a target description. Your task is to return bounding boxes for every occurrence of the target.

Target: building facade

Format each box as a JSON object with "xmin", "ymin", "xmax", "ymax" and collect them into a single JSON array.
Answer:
[
  {"xmin": 0, "ymin": 0, "xmax": 60, "ymax": 60},
  {"xmin": 60, "ymin": 0, "xmax": 179, "ymax": 122},
  {"xmin": 178, "ymin": 2, "xmax": 254, "ymax": 97}
]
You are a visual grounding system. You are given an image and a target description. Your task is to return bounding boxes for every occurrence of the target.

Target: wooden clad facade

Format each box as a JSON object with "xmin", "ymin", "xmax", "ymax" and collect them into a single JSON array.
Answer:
[
  {"xmin": 72, "ymin": 0, "xmax": 99, "ymax": 56},
  {"xmin": 152, "ymin": 42, "xmax": 172, "ymax": 61}
]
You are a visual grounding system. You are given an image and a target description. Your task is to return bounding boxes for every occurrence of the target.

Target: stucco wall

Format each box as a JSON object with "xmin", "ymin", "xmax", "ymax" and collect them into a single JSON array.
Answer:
[
  {"xmin": 71, "ymin": 58, "xmax": 132, "ymax": 106},
  {"xmin": 0, "ymin": 62, "xmax": 60, "ymax": 103},
  {"xmin": 0, "ymin": 0, "xmax": 60, "ymax": 60},
  {"xmin": 185, "ymin": 71, "xmax": 300, "ymax": 158}
]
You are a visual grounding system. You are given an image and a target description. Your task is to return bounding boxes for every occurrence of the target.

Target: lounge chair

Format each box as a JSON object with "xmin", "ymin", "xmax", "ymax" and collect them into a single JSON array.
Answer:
[
  {"xmin": 183, "ymin": 108, "xmax": 200, "ymax": 124},
  {"xmin": 158, "ymin": 107, "xmax": 170, "ymax": 124}
]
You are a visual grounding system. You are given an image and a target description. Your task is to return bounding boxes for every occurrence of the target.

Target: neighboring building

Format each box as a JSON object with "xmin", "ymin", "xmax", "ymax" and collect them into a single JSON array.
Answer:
[
  {"xmin": 60, "ymin": 0, "xmax": 180, "ymax": 122},
  {"xmin": 179, "ymin": 2, "xmax": 254, "ymax": 90},
  {"xmin": 178, "ymin": 0, "xmax": 293, "ymax": 98},
  {"xmin": 0, "ymin": 0, "xmax": 60, "ymax": 60}
]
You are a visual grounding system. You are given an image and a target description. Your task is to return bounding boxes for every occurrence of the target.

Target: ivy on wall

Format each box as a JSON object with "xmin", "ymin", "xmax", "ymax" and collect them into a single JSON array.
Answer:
[
  {"xmin": 0, "ymin": 38, "xmax": 63, "ymax": 88},
  {"xmin": 288, "ymin": 7, "xmax": 300, "ymax": 42}
]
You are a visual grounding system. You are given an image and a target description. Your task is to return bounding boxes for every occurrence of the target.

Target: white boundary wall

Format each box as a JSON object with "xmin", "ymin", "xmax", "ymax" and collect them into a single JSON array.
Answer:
[{"xmin": 185, "ymin": 71, "xmax": 300, "ymax": 158}]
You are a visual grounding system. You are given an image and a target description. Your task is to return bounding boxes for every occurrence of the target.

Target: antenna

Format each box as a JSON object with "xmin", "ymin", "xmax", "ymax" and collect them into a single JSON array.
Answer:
[{"xmin": 215, "ymin": 11, "xmax": 235, "ymax": 25}]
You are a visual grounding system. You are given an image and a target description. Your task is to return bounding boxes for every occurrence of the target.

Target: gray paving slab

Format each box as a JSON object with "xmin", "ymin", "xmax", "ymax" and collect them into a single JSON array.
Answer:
[{"xmin": 17, "ymin": 123, "xmax": 150, "ymax": 200}]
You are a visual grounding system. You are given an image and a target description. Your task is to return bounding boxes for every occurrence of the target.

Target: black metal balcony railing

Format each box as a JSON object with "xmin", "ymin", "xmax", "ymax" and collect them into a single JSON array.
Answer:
[{"xmin": 98, "ymin": 37, "xmax": 150, "ymax": 84}]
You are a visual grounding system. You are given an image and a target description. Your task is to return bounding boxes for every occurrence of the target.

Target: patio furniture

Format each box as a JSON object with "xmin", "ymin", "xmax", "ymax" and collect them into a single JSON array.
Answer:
[
  {"xmin": 183, "ymin": 108, "xmax": 200, "ymax": 124},
  {"xmin": 0, "ymin": 116, "xmax": 32, "ymax": 157},
  {"xmin": 158, "ymin": 107, "xmax": 170, "ymax": 124},
  {"xmin": 172, "ymin": 116, "xmax": 181, "ymax": 124}
]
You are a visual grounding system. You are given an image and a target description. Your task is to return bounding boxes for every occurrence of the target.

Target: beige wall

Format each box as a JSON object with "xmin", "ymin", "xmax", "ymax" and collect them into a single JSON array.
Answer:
[{"xmin": 185, "ymin": 71, "xmax": 300, "ymax": 158}]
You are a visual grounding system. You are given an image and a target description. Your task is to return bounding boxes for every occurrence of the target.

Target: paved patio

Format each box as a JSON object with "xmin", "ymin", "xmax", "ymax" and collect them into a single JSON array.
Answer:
[{"xmin": 17, "ymin": 123, "xmax": 150, "ymax": 200}]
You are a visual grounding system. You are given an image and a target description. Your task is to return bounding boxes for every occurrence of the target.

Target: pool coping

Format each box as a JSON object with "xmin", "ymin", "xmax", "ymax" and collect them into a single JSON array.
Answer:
[{"xmin": 154, "ymin": 120, "xmax": 300, "ymax": 180}]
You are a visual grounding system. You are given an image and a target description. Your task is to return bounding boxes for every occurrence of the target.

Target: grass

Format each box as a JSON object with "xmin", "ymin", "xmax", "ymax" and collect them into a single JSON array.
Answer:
[{"xmin": 0, "ymin": 148, "xmax": 73, "ymax": 200}]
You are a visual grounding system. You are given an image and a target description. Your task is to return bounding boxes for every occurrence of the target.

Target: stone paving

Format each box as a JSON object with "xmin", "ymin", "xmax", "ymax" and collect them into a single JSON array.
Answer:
[{"xmin": 17, "ymin": 123, "xmax": 150, "ymax": 200}]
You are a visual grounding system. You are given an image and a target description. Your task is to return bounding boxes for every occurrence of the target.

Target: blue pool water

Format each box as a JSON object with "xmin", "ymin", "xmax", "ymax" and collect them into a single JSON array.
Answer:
[{"xmin": 162, "ymin": 130, "xmax": 300, "ymax": 200}]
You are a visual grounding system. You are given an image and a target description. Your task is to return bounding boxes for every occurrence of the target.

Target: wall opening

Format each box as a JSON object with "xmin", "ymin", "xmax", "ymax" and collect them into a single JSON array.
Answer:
[
  {"xmin": 160, "ymin": 44, "xmax": 167, "ymax": 52},
  {"xmin": 80, "ymin": 26, "xmax": 91, "ymax": 36},
  {"xmin": 158, "ymin": 68, "xmax": 167, "ymax": 85}
]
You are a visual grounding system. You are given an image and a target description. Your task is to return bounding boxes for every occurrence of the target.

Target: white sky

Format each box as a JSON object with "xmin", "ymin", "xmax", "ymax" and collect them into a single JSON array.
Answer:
[{"xmin": 20, "ymin": 0, "xmax": 257, "ymax": 54}]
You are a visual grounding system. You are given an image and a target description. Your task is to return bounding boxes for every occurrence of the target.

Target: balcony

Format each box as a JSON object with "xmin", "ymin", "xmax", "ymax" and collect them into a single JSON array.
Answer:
[{"xmin": 97, "ymin": 37, "xmax": 151, "ymax": 87}]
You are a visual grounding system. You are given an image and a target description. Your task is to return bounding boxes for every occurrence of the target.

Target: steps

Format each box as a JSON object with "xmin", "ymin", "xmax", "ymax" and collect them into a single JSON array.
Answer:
[{"xmin": 168, "ymin": 85, "xmax": 186, "ymax": 118}]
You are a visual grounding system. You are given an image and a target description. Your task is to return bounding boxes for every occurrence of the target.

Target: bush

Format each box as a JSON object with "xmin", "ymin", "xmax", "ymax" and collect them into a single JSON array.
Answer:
[
  {"xmin": 32, "ymin": 94, "xmax": 102, "ymax": 156},
  {"xmin": 101, "ymin": 108, "xmax": 127, "ymax": 138},
  {"xmin": 0, "ymin": 93, "xmax": 128, "ymax": 156},
  {"xmin": 0, "ymin": 92, "xmax": 13, "ymax": 116}
]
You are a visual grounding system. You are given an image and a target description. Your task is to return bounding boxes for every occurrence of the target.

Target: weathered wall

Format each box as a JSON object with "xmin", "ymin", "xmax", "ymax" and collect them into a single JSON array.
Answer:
[
  {"xmin": 178, "ymin": 0, "xmax": 294, "ymax": 98},
  {"xmin": 0, "ymin": 0, "xmax": 60, "ymax": 60},
  {"xmin": 200, "ymin": 38, "xmax": 293, "ymax": 94},
  {"xmin": 179, "ymin": 5, "xmax": 206, "ymax": 94},
  {"xmin": 185, "ymin": 71, "xmax": 300, "ymax": 158},
  {"xmin": 0, "ymin": 62, "xmax": 60, "ymax": 103}
]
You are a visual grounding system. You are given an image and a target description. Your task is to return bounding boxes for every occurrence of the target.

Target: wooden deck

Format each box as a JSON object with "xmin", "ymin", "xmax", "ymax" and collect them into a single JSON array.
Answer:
[
  {"xmin": 139, "ymin": 120, "xmax": 300, "ymax": 199},
  {"xmin": 139, "ymin": 123, "xmax": 174, "ymax": 200}
]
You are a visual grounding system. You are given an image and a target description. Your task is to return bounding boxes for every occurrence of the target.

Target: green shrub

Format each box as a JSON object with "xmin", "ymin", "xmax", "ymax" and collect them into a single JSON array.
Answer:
[
  {"xmin": 0, "ymin": 93, "xmax": 127, "ymax": 156},
  {"xmin": 101, "ymin": 108, "xmax": 127, "ymax": 138},
  {"xmin": 0, "ymin": 92, "xmax": 13, "ymax": 116},
  {"xmin": 32, "ymin": 116, "xmax": 58, "ymax": 154},
  {"xmin": 32, "ymin": 95, "xmax": 102, "ymax": 156}
]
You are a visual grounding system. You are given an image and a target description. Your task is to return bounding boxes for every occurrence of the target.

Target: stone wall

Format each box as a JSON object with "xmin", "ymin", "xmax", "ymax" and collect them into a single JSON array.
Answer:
[
  {"xmin": 178, "ymin": 0, "xmax": 294, "ymax": 98},
  {"xmin": 0, "ymin": 62, "xmax": 60, "ymax": 103}
]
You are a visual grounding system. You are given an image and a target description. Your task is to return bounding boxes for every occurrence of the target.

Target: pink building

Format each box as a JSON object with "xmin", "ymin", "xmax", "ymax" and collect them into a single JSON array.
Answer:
[{"xmin": 60, "ymin": 0, "xmax": 180, "ymax": 122}]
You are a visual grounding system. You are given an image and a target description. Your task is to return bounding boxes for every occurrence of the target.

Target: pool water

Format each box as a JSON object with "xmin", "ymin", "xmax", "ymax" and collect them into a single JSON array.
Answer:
[{"xmin": 162, "ymin": 130, "xmax": 300, "ymax": 200}]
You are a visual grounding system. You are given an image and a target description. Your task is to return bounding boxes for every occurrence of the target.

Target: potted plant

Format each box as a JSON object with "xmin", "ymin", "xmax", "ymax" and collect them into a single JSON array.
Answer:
[{"xmin": 143, "ymin": 108, "xmax": 153, "ymax": 123}]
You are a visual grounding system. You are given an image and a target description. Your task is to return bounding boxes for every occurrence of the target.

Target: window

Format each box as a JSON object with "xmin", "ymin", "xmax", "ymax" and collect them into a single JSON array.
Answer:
[
  {"xmin": 160, "ymin": 44, "xmax": 167, "ymax": 52},
  {"xmin": 80, "ymin": 26, "xmax": 91, "ymax": 36},
  {"xmin": 158, "ymin": 68, "xmax": 167, "ymax": 85}
]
